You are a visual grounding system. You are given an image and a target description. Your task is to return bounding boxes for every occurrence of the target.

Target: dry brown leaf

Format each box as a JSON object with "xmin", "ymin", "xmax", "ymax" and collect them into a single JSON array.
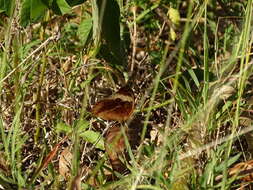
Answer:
[
  {"xmin": 32, "ymin": 136, "xmax": 68, "ymax": 182},
  {"xmin": 59, "ymin": 147, "xmax": 72, "ymax": 179},
  {"xmin": 39, "ymin": 143, "xmax": 61, "ymax": 171},
  {"xmin": 229, "ymin": 159, "xmax": 253, "ymax": 182},
  {"xmin": 0, "ymin": 151, "xmax": 9, "ymax": 174},
  {"xmin": 216, "ymin": 159, "xmax": 253, "ymax": 188}
]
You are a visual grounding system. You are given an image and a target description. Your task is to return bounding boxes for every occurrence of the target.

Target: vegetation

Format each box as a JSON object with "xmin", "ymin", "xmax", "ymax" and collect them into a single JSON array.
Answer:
[{"xmin": 0, "ymin": 0, "xmax": 253, "ymax": 189}]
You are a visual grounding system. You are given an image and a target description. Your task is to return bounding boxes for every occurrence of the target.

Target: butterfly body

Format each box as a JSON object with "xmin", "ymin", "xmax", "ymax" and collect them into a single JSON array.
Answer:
[{"xmin": 91, "ymin": 87, "xmax": 134, "ymax": 122}]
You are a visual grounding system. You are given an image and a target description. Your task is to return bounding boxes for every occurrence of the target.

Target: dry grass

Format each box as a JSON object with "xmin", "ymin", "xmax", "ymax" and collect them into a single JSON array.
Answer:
[{"xmin": 0, "ymin": 0, "xmax": 253, "ymax": 189}]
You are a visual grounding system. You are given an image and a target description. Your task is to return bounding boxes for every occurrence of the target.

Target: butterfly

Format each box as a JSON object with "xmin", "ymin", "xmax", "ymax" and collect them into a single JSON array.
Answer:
[
  {"xmin": 105, "ymin": 125, "xmax": 129, "ymax": 174},
  {"xmin": 91, "ymin": 86, "xmax": 135, "ymax": 122}
]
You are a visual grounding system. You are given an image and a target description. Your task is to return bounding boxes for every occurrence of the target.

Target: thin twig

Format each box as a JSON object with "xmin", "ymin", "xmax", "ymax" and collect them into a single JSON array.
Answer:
[
  {"xmin": 130, "ymin": 6, "xmax": 137, "ymax": 76},
  {"xmin": 179, "ymin": 125, "xmax": 253, "ymax": 160}
]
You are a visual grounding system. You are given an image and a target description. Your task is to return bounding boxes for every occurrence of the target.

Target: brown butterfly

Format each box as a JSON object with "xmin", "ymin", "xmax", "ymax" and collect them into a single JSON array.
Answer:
[
  {"xmin": 105, "ymin": 125, "xmax": 129, "ymax": 174},
  {"xmin": 91, "ymin": 86, "xmax": 135, "ymax": 122}
]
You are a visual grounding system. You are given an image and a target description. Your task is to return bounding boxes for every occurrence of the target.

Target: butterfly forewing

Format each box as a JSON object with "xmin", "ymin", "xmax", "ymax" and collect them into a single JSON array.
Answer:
[{"xmin": 91, "ymin": 87, "xmax": 134, "ymax": 122}]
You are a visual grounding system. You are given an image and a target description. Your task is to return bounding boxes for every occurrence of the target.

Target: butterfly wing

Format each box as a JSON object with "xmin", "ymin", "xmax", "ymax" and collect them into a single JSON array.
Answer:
[
  {"xmin": 91, "ymin": 98, "xmax": 134, "ymax": 121},
  {"xmin": 91, "ymin": 87, "xmax": 134, "ymax": 121}
]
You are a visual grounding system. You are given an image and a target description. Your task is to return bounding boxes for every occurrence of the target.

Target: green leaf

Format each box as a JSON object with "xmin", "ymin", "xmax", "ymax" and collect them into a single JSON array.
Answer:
[
  {"xmin": 0, "ymin": 0, "xmax": 13, "ymax": 16},
  {"xmin": 31, "ymin": 0, "xmax": 47, "ymax": 21},
  {"xmin": 20, "ymin": 0, "xmax": 47, "ymax": 26},
  {"xmin": 215, "ymin": 153, "xmax": 241, "ymax": 172},
  {"xmin": 99, "ymin": 0, "xmax": 124, "ymax": 65},
  {"xmin": 66, "ymin": 0, "xmax": 85, "ymax": 7},
  {"xmin": 77, "ymin": 18, "xmax": 92, "ymax": 45},
  {"xmin": 80, "ymin": 130, "xmax": 104, "ymax": 150},
  {"xmin": 170, "ymin": 27, "xmax": 177, "ymax": 41},
  {"xmin": 56, "ymin": 0, "xmax": 71, "ymax": 14},
  {"xmin": 21, "ymin": 39, "xmax": 41, "ymax": 58},
  {"xmin": 76, "ymin": 119, "xmax": 90, "ymax": 132},
  {"xmin": 0, "ymin": 116, "xmax": 8, "ymax": 160},
  {"xmin": 40, "ymin": 0, "xmax": 53, "ymax": 7},
  {"xmin": 55, "ymin": 122, "xmax": 72, "ymax": 134},
  {"xmin": 0, "ymin": 0, "xmax": 5, "ymax": 13},
  {"xmin": 20, "ymin": 0, "xmax": 31, "ymax": 27},
  {"xmin": 188, "ymin": 69, "xmax": 200, "ymax": 88},
  {"xmin": 169, "ymin": 7, "xmax": 180, "ymax": 25}
]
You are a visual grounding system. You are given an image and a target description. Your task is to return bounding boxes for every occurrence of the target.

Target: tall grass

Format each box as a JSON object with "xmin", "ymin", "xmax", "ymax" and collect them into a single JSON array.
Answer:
[{"xmin": 0, "ymin": 0, "xmax": 253, "ymax": 189}]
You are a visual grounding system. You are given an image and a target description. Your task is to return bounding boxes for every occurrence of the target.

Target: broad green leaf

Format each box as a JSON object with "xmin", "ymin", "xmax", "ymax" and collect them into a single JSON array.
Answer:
[
  {"xmin": 77, "ymin": 18, "xmax": 92, "ymax": 45},
  {"xmin": 76, "ymin": 119, "xmax": 90, "ymax": 132},
  {"xmin": 40, "ymin": 0, "xmax": 53, "ymax": 7},
  {"xmin": 0, "ymin": 0, "xmax": 13, "ymax": 16},
  {"xmin": 20, "ymin": 0, "xmax": 47, "ymax": 26},
  {"xmin": 66, "ymin": 0, "xmax": 85, "ymax": 7},
  {"xmin": 31, "ymin": 0, "xmax": 47, "ymax": 21},
  {"xmin": 99, "ymin": 0, "xmax": 123, "ymax": 65},
  {"xmin": 0, "ymin": 0, "xmax": 3, "ymax": 11},
  {"xmin": 56, "ymin": 0, "xmax": 71, "ymax": 14},
  {"xmin": 0, "ymin": 0, "xmax": 5, "ymax": 13},
  {"xmin": 56, "ymin": 122, "xmax": 72, "ymax": 134},
  {"xmin": 80, "ymin": 130, "xmax": 104, "ymax": 150},
  {"xmin": 20, "ymin": 0, "xmax": 31, "ymax": 27}
]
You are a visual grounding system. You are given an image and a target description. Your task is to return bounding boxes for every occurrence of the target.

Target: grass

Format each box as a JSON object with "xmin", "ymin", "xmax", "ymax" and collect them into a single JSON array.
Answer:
[{"xmin": 0, "ymin": 0, "xmax": 253, "ymax": 189}]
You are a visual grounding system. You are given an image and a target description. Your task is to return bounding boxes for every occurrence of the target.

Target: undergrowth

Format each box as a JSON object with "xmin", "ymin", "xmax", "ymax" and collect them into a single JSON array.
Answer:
[{"xmin": 0, "ymin": 0, "xmax": 253, "ymax": 189}]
